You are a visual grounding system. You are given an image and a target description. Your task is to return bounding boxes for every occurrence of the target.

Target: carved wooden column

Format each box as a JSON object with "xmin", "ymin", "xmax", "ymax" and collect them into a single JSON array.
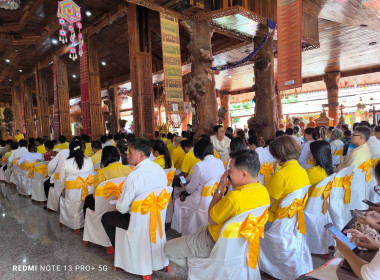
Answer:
[
  {"xmin": 35, "ymin": 67, "xmax": 50, "ymax": 138},
  {"xmin": 182, "ymin": 20, "xmax": 217, "ymax": 137},
  {"xmin": 53, "ymin": 55, "xmax": 71, "ymax": 140},
  {"xmin": 221, "ymin": 94, "xmax": 231, "ymax": 128},
  {"xmin": 324, "ymin": 71, "xmax": 340, "ymax": 126},
  {"xmin": 248, "ymin": 24, "xmax": 277, "ymax": 140},
  {"xmin": 12, "ymin": 87, "xmax": 24, "ymax": 132},
  {"xmin": 127, "ymin": 4, "xmax": 154, "ymax": 138},
  {"xmin": 107, "ymin": 86, "xmax": 119, "ymax": 134},
  {"xmin": 181, "ymin": 93, "xmax": 192, "ymax": 129},
  {"xmin": 276, "ymin": 86, "xmax": 284, "ymax": 124},
  {"xmin": 21, "ymin": 79, "xmax": 36, "ymax": 138}
]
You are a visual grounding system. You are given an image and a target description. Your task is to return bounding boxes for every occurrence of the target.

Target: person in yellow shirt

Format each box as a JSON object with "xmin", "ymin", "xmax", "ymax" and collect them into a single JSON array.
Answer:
[
  {"xmin": 83, "ymin": 146, "xmax": 132, "ymax": 216},
  {"xmin": 266, "ymin": 135, "xmax": 310, "ymax": 223},
  {"xmin": 36, "ymin": 138, "xmax": 47, "ymax": 154},
  {"xmin": 81, "ymin": 134, "xmax": 93, "ymax": 157},
  {"xmin": 166, "ymin": 133, "xmax": 175, "ymax": 153},
  {"xmin": 90, "ymin": 140, "xmax": 102, "ymax": 168},
  {"xmin": 161, "ymin": 133, "xmax": 167, "ymax": 143},
  {"xmin": 179, "ymin": 139, "xmax": 198, "ymax": 178},
  {"xmin": 55, "ymin": 135, "xmax": 70, "ymax": 150},
  {"xmin": 152, "ymin": 140, "xmax": 172, "ymax": 169},
  {"xmin": 164, "ymin": 149, "xmax": 270, "ymax": 267},
  {"xmin": 14, "ymin": 130, "xmax": 24, "ymax": 142},
  {"xmin": 171, "ymin": 136, "xmax": 185, "ymax": 170},
  {"xmin": 306, "ymin": 140, "xmax": 334, "ymax": 195}
]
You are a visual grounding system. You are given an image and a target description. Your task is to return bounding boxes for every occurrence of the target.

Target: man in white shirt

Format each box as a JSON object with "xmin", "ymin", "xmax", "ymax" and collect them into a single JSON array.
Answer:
[
  {"xmin": 8, "ymin": 139, "xmax": 28, "ymax": 168},
  {"xmin": 101, "ymin": 138, "xmax": 168, "ymax": 248},
  {"xmin": 285, "ymin": 127, "xmax": 303, "ymax": 146},
  {"xmin": 367, "ymin": 125, "xmax": 380, "ymax": 156},
  {"xmin": 18, "ymin": 144, "xmax": 43, "ymax": 165},
  {"xmin": 210, "ymin": 125, "xmax": 231, "ymax": 162}
]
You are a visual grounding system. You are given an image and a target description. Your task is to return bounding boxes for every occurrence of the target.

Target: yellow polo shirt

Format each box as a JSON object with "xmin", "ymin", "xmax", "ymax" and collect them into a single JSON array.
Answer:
[
  {"xmin": 162, "ymin": 137, "xmax": 167, "ymax": 143},
  {"xmin": 306, "ymin": 165, "xmax": 328, "ymax": 195},
  {"xmin": 84, "ymin": 143, "xmax": 93, "ymax": 157},
  {"xmin": 56, "ymin": 142, "xmax": 70, "ymax": 150},
  {"xmin": 3, "ymin": 151, "xmax": 11, "ymax": 163},
  {"xmin": 90, "ymin": 150, "xmax": 102, "ymax": 166},
  {"xmin": 209, "ymin": 182, "xmax": 270, "ymax": 241},
  {"xmin": 167, "ymin": 142, "xmax": 175, "ymax": 154},
  {"xmin": 37, "ymin": 145, "xmax": 47, "ymax": 154},
  {"xmin": 153, "ymin": 155, "xmax": 173, "ymax": 169},
  {"xmin": 181, "ymin": 149, "xmax": 200, "ymax": 174},
  {"xmin": 267, "ymin": 160, "xmax": 310, "ymax": 222},
  {"xmin": 93, "ymin": 162, "xmax": 132, "ymax": 188},
  {"xmin": 15, "ymin": 134, "xmax": 24, "ymax": 142},
  {"xmin": 171, "ymin": 146, "xmax": 186, "ymax": 170}
]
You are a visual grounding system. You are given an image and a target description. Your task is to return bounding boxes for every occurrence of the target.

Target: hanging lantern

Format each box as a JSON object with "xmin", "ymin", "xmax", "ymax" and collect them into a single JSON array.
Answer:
[{"xmin": 57, "ymin": 0, "xmax": 83, "ymax": 61}]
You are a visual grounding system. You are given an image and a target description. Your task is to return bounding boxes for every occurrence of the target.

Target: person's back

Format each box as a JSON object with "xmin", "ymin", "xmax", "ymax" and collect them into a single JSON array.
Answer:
[{"xmin": 367, "ymin": 127, "xmax": 380, "ymax": 156}]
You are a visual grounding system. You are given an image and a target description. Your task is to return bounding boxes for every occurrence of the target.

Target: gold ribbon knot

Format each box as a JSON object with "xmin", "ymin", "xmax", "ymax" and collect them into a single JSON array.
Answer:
[
  {"xmin": 74, "ymin": 175, "xmax": 95, "ymax": 201},
  {"xmin": 259, "ymin": 161, "xmax": 274, "ymax": 186},
  {"xmin": 359, "ymin": 159, "xmax": 372, "ymax": 182},
  {"xmin": 35, "ymin": 164, "xmax": 48, "ymax": 177},
  {"xmin": 102, "ymin": 180, "xmax": 126, "ymax": 199},
  {"xmin": 322, "ymin": 181, "xmax": 334, "ymax": 214},
  {"xmin": 166, "ymin": 169, "xmax": 175, "ymax": 186},
  {"xmin": 22, "ymin": 162, "xmax": 39, "ymax": 178},
  {"xmin": 334, "ymin": 148, "xmax": 343, "ymax": 162},
  {"xmin": 239, "ymin": 209, "xmax": 268, "ymax": 269}
]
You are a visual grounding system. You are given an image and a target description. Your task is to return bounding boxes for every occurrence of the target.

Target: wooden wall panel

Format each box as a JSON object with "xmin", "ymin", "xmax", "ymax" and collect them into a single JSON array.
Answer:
[
  {"xmin": 35, "ymin": 67, "xmax": 50, "ymax": 138},
  {"xmin": 22, "ymin": 79, "xmax": 36, "ymax": 138},
  {"xmin": 12, "ymin": 87, "xmax": 24, "ymax": 132}
]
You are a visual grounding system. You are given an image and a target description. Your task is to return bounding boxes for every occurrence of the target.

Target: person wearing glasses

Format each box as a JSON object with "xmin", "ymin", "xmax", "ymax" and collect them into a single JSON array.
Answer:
[{"xmin": 337, "ymin": 126, "xmax": 372, "ymax": 171}]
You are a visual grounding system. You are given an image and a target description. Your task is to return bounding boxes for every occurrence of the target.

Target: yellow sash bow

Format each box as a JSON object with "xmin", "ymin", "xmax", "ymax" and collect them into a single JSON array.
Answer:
[
  {"xmin": 334, "ymin": 148, "xmax": 343, "ymax": 162},
  {"xmin": 274, "ymin": 193, "xmax": 309, "ymax": 234},
  {"xmin": 131, "ymin": 189, "xmax": 171, "ymax": 244},
  {"xmin": 358, "ymin": 159, "xmax": 372, "ymax": 182},
  {"xmin": 101, "ymin": 180, "xmax": 126, "ymax": 199},
  {"xmin": 333, "ymin": 174, "xmax": 353, "ymax": 204},
  {"xmin": 240, "ymin": 209, "xmax": 268, "ymax": 269},
  {"xmin": 166, "ymin": 169, "xmax": 175, "ymax": 186},
  {"xmin": 259, "ymin": 162, "xmax": 274, "ymax": 186},
  {"xmin": 21, "ymin": 162, "xmax": 39, "ymax": 178},
  {"xmin": 201, "ymin": 182, "xmax": 227, "ymax": 197},
  {"xmin": 322, "ymin": 181, "xmax": 334, "ymax": 214},
  {"xmin": 65, "ymin": 175, "xmax": 95, "ymax": 201},
  {"xmin": 34, "ymin": 164, "xmax": 48, "ymax": 177}
]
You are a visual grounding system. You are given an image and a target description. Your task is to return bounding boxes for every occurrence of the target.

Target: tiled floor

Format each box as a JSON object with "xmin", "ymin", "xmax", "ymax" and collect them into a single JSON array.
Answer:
[{"xmin": 0, "ymin": 182, "xmax": 331, "ymax": 280}]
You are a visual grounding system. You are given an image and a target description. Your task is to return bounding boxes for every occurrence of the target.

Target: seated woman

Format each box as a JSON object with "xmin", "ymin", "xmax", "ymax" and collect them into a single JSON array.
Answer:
[
  {"xmin": 224, "ymin": 137, "xmax": 247, "ymax": 169},
  {"xmin": 18, "ymin": 144, "xmax": 43, "ymax": 165},
  {"xmin": 116, "ymin": 139, "xmax": 128, "ymax": 165},
  {"xmin": 306, "ymin": 140, "xmax": 334, "ymax": 195},
  {"xmin": 248, "ymin": 136, "xmax": 274, "ymax": 165},
  {"xmin": 152, "ymin": 140, "xmax": 172, "ymax": 169},
  {"xmin": 298, "ymin": 127, "xmax": 317, "ymax": 168},
  {"xmin": 43, "ymin": 140, "xmax": 58, "ymax": 161},
  {"xmin": 83, "ymin": 146, "xmax": 132, "ymax": 215}
]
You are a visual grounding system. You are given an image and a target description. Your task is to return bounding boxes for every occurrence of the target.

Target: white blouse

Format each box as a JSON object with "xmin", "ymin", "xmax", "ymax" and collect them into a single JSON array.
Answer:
[
  {"xmin": 60, "ymin": 156, "xmax": 94, "ymax": 186},
  {"xmin": 361, "ymin": 250, "xmax": 380, "ymax": 280}
]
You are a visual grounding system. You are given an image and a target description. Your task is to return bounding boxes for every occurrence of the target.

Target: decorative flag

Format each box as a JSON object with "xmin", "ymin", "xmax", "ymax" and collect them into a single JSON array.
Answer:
[{"xmin": 57, "ymin": 0, "xmax": 83, "ymax": 61}]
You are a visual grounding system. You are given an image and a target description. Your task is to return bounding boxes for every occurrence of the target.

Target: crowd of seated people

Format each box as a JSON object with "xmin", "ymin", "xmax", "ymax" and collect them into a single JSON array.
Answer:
[{"xmin": 1, "ymin": 120, "xmax": 380, "ymax": 280}]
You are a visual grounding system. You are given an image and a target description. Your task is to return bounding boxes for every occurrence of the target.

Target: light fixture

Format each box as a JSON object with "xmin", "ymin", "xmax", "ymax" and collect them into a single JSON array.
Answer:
[
  {"xmin": 14, "ymin": 49, "xmax": 18, "ymax": 52},
  {"xmin": 2, "ymin": 213, "xmax": 5, "ymax": 217},
  {"xmin": 228, "ymin": 75, "xmax": 232, "ymax": 78},
  {"xmin": 18, "ymin": 69, "xmax": 22, "ymax": 73},
  {"xmin": 51, "ymin": 39, "xmax": 58, "ymax": 45},
  {"xmin": 86, "ymin": 10, "xmax": 92, "ymax": 17},
  {"xmin": 9, "ymin": 79, "xmax": 12, "ymax": 82},
  {"xmin": 5, "ymin": 59, "xmax": 10, "ymax": 63},
  {"xmin": 72, "ymin": 74, "xmax": 77, "ymax": 78},
  {"xmin": 101, "ymin": 61, "xmax": 106, "ymax": 66},
  {"xmin": 0, "ymin": 0, "xmax": 20, "ymax": 10}
]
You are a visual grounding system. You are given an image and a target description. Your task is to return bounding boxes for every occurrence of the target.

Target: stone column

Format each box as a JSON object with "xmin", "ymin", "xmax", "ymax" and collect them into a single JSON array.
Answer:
[
  {"xmin": 53, "ymin": 55, "xmax": 71, "ymax": 140},
  {"xmin": 35, "ymin": 67, "xmax": 50, "ymax": 138},
  {"xmin": 221, "ymin": 94, "xmax": 231, "ymax": 128},
  {"xmin": 323, "ymin": 71, "xmax": 340, "ymax": 126},
  {"xmin": 21, "ymin": 79, "xmax": 36, "ymax": 138}
]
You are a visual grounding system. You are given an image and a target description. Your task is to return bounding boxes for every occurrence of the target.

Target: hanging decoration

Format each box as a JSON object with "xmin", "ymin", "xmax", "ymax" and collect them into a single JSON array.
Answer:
[
  {"xmin": 57, "ymin": 0, "xmax": 83, "ymax": 61},
  {"xmin": 208, "ymin": 19, "xmax": 276, "ymax": 72}
]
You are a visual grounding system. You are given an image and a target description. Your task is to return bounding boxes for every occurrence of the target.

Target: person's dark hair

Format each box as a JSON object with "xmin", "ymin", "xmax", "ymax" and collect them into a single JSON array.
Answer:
[
  {"xmin": 230, "ymin": 137, "xmax": 247, "ymax": 152},
  {"xmin": 10, "ymin": 142, "xmax": 19, "ymax": 150},
  {"xmin": 304, "ymin": 127, "xmax": 317, "ymax": 140},
  {"xmin": 355, "ymin": 126, "xmax": 371, "ymax": 141},
  {"xmin": 248, "ymin": 128, "xmax": 257, "ymax": 138},
  {"xmin": 5, "ymin": 139, "xmax": 13, "ymax": 145},
  {"xmin": 309, "ymin": 140, "xmax": 334, "ymax": 175},
  {"xmin": 269, "ymin": 135, "xmax": 301, "ymax": 162},
  {"xmin": 180, "ymin": 139, "xmax": 193, "ymax": 150},
  {"xmin": 275, "ymin": 130, "xmax": 285, "ymax": 138},
  {"xmin": 114, "ymin": 133, "xmax": 122, "ymax": 142},
  {"xmin": 375, "ymin": 161, "xmax": 380, "ymax": 180},
  {"xmin": 375, "ymin": 125, "xmax": 380, "ymax": 133},
  {"xmin": 229, "ymin": 149, "xmax": 260, "ymax": 178},
  {"xmin": 214, "ymin": 125, "xmax": 223, "ymax": 133},
  {"xmin": 52, "ymin": 140, "xmax": 57, "ymax": 145},
  {"xmin": 353, "ymin": 122, "xmax": 360, "ymax": 131},
  {"xmin": 35, "ymin": 137, "xmax": 44, "ymax": 145},
  {"xmin": 28, "ymin": 144, "xmax": 37, "ymax": 153},
  {"xmin": 200, "ymin": 134, "xmax": 211, "ymax": 142},
  {"xmin": 266, "ymin": 139, "xmax": 274, "ymax": 147},
  {"xmin": 19, "ymin": 139, "xmax": 28, "ymax": 147},
  {"xmin": 100, "ymin": 135, "xmax": 108, "ymax": 144},
  {"xmin": 181, "ymin": 131, "xmax": 187, "ymax": 138},
  {"xmin": 0, "ymin": 140, "xmax": 5, "ymax": 147},
  {"xmin": 108, "ymin": 134, "xmax": 114, "ymax": 140},
  {"xmin": 226, "ymin": 127, "xmax": 233, "ymax": 134},
  {"xmin": 236, "ymin": 129, "xmax": 246, "ymax": 139},
  {"xmin": 247, "ymin": 136, "xmax": 260, "ymax": 147},
  {"xmin": 44, "ymin": 140, "xmax": 54, "ymax": 150},
  {"xmin": 328, "ymin": 126, "xmax": 334, "ymax": 132},
  {"xmin": 152, "ymin": 140, "xmax": 172, "ymax": 169},
  {"xmin": 116, "ymin": 140, "xmax": 128, "ymax": 165},
  {"xmin": 68, "ymin": 140, "xmax": 85, "ymax": 169},
  {"xmin": 167, "ymin": 132, "xmax": 173, "ymax": 140},
  {"xmin": 285, "ymin": 128, "xmax": 294, "ymax": 136},
  {"xmin": 81, "ymin": 134, "xmax": 91, "ymax": 143},
  {"xmin": 155, "ymin": 131, "xmax": 160, "ymax": 138},
  {"xmin": 194, "ymin": 139, "xmax": 214, "ymax": 160},
  {"xmin": 58, "ymin": 135, "xmax": 66, "ymax": 143},
  {"xmin": 91, "ymin": 140, "xmax": 102, "ymax": 150},
  {"xmin": 161, "ymin": 133, "xmax": 167, "ymax": 138},
  {"xmin": 28, "ymin": 137, "xmax": 35, "ymax": 144},
  {"xmin": 294, "ymin": 118, "xmax": 299, "ymax": 123},
  {"xmin": 344, "ymin": 130, "xmax": 352, "ymax": 137},
  {"xmin": 341, "ymin": 124, "xmax": 349, "ymax": 131},
  {"xmin": 101, "ymin": 146, "xmax": 120, "ymax": 168},
  {"xmin": 293, "ymin": 126, "xmax": 300, "ymax": 133},
  {"xmin": 128, "ymin": 138, "xmax": 151, "ymax": 157},
  {"xmin": 359, "ymin": 121, "xmax": 371, "ymax": 129}
]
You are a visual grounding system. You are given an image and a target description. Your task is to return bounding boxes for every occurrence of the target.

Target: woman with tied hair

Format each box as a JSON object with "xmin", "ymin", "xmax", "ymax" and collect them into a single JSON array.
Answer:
[
  {"xmin": 298, "ymin": 127, "xmax": 318, "ymax": 168},
  {"xmin": 306, "ymin": 140, "xmax": 334, "ymax": 195},
  {"xmin": 116, "ymin": 139, "xmax": 128, "ymax": 165},
  {"xmin": 266, "ymin": 135, "xmax": 310, "ymax": 223},
  {"xmin": 60, "ymin": 138, "xmax": 94, "ymax": 187},
  {"xmin": 152, "ymin": 140, "xmax": 172, "ymax": 169}
]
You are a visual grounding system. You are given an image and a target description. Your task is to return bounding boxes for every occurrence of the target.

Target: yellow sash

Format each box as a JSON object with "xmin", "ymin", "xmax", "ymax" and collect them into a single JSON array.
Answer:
[
  {"xmin": 20, "ymin": 162, "xmax": 39, "ymax": 178},
  {"xmin": 35, "ymin": 164, "xmax": 48, "ymax": 177},
  {"xmin": 54, "ymin": 172, "xmax": 60, "ymax": 180},
  {"xmin": 130, "ymin": 189, "xmax": 171, "ymax": 244},
  {"xmin": 223, "ymin": 159, "xmax": 228, "ymax": 168},
  {"xmin": 274, "ymin": 193, "xmax": 309, "ymax": 234},
  {"xmin": 13, "ymin": 160, "xmax": 18, "ymax": 166},
  {"xmin": 166, "ymin": 169, "xmax": 175, "ymax": 186},
  {"xmin": 221, "ymin": 209, "xmax": 268, "ymax": 269},
  {"xmin": 358, "ymin": 159, "xmax": 372, "ymax": 182},
  {"xmin": 201, "ymin": 182, "xmax": 226, "ymax": 197},
  {"xmin": 334, "ymin": 148, "xmax": 343, "ymax": 162},
  {"xmin": 65, "ymin": 175, "xmax": 95, "ymax": 201},
  {"xmin": 310, "ymin": 181, "xmax": 333, "ymax": 214},
  {"xmin": 95, "ymin": 179, "xmax": 126, "ymax": 199},
  {"xmin": 333, "ymin": 174, "xmax": 353, "ymax": 204},
  {"xmin": 259, "ymin": 161, "xmax": 274, "ymax": 186}
]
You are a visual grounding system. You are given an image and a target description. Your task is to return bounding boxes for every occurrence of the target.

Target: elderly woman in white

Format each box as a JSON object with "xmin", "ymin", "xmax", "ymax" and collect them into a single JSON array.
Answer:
[
  {"xmin": 171, "ymin": 139, "xmax": 224, "ymax": 233},
  {"xmin": 298, "ymin": 127, "xmax": 318, "ymax": 168},
  {"xmin": 330, "ymin": 128, "xmax": 345, "ymax": 167},
  {"xmin": 210, "ymin": 125, "xmax": 231, "ymax": 162}
]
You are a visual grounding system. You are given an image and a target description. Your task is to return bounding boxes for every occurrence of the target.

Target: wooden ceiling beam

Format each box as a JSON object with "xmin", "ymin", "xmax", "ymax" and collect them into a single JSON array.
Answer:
[
  {"xmin": 86, "ymin": 6, "xmax": 128, "ymax": 36},
  {"xmin": 302, "ymin": 67, "xmax": 380, "ymax": 84}
]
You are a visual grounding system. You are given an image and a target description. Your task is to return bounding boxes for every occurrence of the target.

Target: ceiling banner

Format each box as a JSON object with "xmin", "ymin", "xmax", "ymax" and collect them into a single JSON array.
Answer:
[{"xmin": 277, "ymin": 0, "xmax": 302, "ymax": 91}]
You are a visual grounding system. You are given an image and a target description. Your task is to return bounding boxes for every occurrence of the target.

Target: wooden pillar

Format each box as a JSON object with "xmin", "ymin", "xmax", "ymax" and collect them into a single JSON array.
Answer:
[
  {"xmin": 35, "ymin": 67, "xmax": 50, "ymax": 138},
  {"xmin": 182, "ymin": 20, "xmax": 217, "ymax": 137},
  {"xmin": 12, "ymin": 87, "xmax": 24, "ymax": 132},
  {"xmin": 80, "ymin": 36, "xmax": 104, "ymax": 139},
  {"xmin": 127, "ymin": 4, "xmax": 154, "ymax": 138},
  {"xmin": 53, "ymin": 55, "xmax": 71, "ymax": 140},
  {"xmin": 276, "ymin": 89, "xmax": 283, "ymax": 123},
  {"xmin": 221, "ymin": 94, "xmax": 231, "ymax": 128},
  {"xmin": 21, "ymin": 79, "xmax": 36, "ymax": 138},
  {"xmin": 181, "ymin": 93, "xmax": 192, "ymax": 129},
  {"xmin": 107, "ymin": 86, "xmax": 119, "ymax": 134},
  {"xmin": 248, "ymin": 24, "xmax": 277, "ymax": 140},
  {"xmin": 323, "ymin": 71, "xmax": 340, "ymax": 126}
]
